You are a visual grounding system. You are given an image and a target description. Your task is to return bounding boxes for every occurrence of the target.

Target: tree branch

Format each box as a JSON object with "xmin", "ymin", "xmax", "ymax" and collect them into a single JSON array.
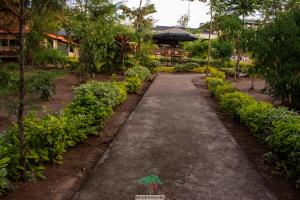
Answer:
[
  {"xmin": 0, "ymin": 24, "xmax": 16, "ymax": 35},
  {"xmin": 3, "ymin": 0, "xmax": 21, "ymax": 18}
]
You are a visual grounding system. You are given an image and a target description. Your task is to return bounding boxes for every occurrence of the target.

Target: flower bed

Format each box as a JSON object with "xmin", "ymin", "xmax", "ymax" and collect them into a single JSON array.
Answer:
[{"xmin": 205, "ymin": 69, "xmax": 300, "ymax": 185}]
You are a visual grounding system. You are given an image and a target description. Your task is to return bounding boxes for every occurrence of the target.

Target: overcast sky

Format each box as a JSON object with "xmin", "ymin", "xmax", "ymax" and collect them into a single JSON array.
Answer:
[{"xmin": 121, "ymin": 0, "xmax": 210, "ymax": 28}]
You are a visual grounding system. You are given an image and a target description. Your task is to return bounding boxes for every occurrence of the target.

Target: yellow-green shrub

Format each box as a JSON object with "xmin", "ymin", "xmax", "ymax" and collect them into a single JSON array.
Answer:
[
  {"xmin": 192, "ymin": 67, "xmax": 206, "ymax": 73},
  {"xmin": 215, "ymin": 83, "xmax": 236, "ymax": 99},
  {"xmin": 125, "ymin": 77, "xmax": 142, "ymax": 93},
  {"xmin": 219, "ymin": 91, "xmax": 256, "ymax": 117},
  {"xmin": 206, "ymin": 77, "xmax": 225, "ymax": 96},
  {"xmin": 153, "ymin": 67, "xmax": 175, "ymax": 73}
]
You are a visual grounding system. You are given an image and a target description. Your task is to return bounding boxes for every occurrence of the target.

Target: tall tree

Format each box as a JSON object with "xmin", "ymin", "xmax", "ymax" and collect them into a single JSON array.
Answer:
[
  {"xmin": 65, "ymin": 0, "xmax": 117, "ymax": 79},
  {"xmin": 189, "ymin": 0, "xmax": 222, "ymax": 76},
  {"xmin": 0, "ymin": 0, "xmax": 66, "ymax": 178},
  {"xmin": 251, "ymin": 8, "xmax": 300, "ymax": 108},
  {"xmin": 177, "ymin": 14, "xmax": 190, "ymax": 29},
  {"xmin": 258, "ymin": 0, "xmax": 300, "ymax": 21},
  {"xmin": 218, "ymin": 0, "xmax": 259, "ymax": 78},
  {"xmin": 120, "ymin": 0, "xmax": 156, "ymax": 57}
]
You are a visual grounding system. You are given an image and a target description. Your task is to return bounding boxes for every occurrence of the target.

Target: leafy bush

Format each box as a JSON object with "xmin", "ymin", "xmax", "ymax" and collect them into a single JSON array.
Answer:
[
  {"xmin": 34, "ymin": 49, "xmax": 69, "ymax": 68},
  {"xmin": 192, "ymin": 67, "xmax": 206, "ymax": 73},
  {"xmin": 174, "ymin": 63, "xmax": 197, "ymax": 72},
  {"xmin": 206, "ymin": 77, "xmax": 225, "ymax": 97},
  {"xmin": 219, "ymin": 92, "xmax": 256, "ymax": 117},
  {"xmin": 267, "ymin": 116, "xmax": 300, "ymax": 181},
  {"xmin": 238, "ymin": 102, "xmax": 273, "ymax": 135},
  {"xmin": 215, "ymin": 86, "xmax": 300, "ymax": 183},
  {"xmin": 125, "ymin": 66, "xmax": 151, "ymax": 81},
  {"xmin": 220, "ymin": 67, "xmax": 235, "ymax": 77},
  {"xmin": 0, "ymin": 157, "xmax": 10, "ymax": 195},
  {"xmin": 215, "ymin": 83, "xmax": 236, "ymax": 99},
  {"xmin": 27, "ymin": 71, "xmax": 63, "ymax": 100},
  {"xmin": 153, "ymin": 67, "xmax": 175, "ymax": 73},
  {"xmin": 0, "ymin": 80, "xmax": 128, "ymax": 193},
  {"xmin": 185, "ymin": 62, "xmax": 199, "ymax": 69},
  {"xmin": 208, "ymin": 67, "xmax": 226, "ymax": 79},
  {"xmin": 125, "ymin": 77, "xmax": 142, "ymax": 93}
]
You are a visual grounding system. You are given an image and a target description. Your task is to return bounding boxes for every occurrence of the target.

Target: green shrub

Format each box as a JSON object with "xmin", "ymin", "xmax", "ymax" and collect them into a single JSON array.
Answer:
[
  {"xmin": 206, "ymin": 77, "xmax": 225, "ymax": 97},
  {"xmin": 174, "ymin": 64, "xmax": 191, "ymax": 72},
  {"xmin": 73, "ymin": 81, "xmax": 126, "ymax": 108},
  {"xmin": 239, "ymin": 62, "xmax": 254, "ymax": 74},
  {"xmin": 268, "ymin": 116, "xmax": 300, "ymax": 181},
  {"xmin": 125, "ymin": 66, "xmax": 150, "ymax": 81},
  {"xmin": 219, "ymin": 92, "xmax": 256, "ymax": 117},
  {"xmin": 34, "ymin": 49, "xmax": 68, "ymax": 68},
  {"xmin": 125, "ymin": 77, "xmax": 142, "ymax": 93},
  {"xmin": 0, "ymin": 80, "xmax": 128, "ymax": 193},
  {"xmin": 209, "ymin": 67, "xmax": 226, "ymax": 79},
  {"xmin": 192, "ymin": 67, "xmax": 206, "ymax": 73},
  {"xmin": 0, "ymin": 157, "xmax": 10, "ymax": 195},
  {"xmin": 27, "ymin": 71, "xmax": 63, "ymax": 100},
  {"xmin": 220, "ymin": 68, "xmax": 235, "ymax": 77},
  {"xmin": 153, "ymin": 67, "xmax": 175, "ymax": 73},
  {"xmin": 238, "ymin": 102, "xmax": 273, "ymax": 135},
  {"xmin": 215, "ymin": 83, "xmax": 236, "ymax": 99}
]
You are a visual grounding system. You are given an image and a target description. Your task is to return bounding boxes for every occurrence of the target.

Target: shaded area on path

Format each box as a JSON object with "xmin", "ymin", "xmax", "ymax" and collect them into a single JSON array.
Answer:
[{"xmin": 72, "ymin": 74, "xmax": 276, "ymax": 200}]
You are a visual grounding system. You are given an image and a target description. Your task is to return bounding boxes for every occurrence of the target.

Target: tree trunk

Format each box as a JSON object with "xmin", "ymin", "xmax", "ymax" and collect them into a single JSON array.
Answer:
[
  {"xmin": 206, "ymin": 6, "xmax": 212, "ymax": 77},
  {"xmin": 250, "ymin": 76, "xmax": 255, "ymax": 90},
  {"xmin": 137, "ymin": 0, "xmax": 143, "ymax": 58},
  {"xmin": 18, "ymin": 0, "xmax": 26, "ymax": 179}
]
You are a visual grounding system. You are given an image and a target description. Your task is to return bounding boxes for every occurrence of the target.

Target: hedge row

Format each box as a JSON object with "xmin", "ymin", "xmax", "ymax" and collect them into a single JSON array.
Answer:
[
  {"xmin": 0, "ymin": 66, "xmax": 150, "ymax": 194},
  {"xmin": 206, "ymin": 74, "xmax": 300, "ymax": 185}
]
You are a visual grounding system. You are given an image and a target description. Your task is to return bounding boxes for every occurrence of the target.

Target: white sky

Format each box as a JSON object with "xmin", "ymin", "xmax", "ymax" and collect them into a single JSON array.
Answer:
[{"xmin": 120, "ymin": 0, "xmax": 210, "ymax": 28}]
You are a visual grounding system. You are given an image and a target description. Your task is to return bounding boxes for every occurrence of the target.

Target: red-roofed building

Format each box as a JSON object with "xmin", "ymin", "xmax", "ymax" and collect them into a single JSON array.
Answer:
[{"xmin": 0, "ymin": 26, "xmax": 79, "ymax": 59}]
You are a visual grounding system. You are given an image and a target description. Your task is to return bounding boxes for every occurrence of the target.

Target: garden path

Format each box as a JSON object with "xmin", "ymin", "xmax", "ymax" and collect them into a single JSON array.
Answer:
[{"xmin": 71, "ymin": 74, "xmax": 277, "ymax": 200}]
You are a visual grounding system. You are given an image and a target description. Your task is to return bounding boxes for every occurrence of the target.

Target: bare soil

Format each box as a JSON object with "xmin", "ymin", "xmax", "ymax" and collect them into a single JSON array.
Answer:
[
  {"xmin": 193, "ymin": 77, "xmax": 300, "ymax": 200},
  {"xmin": 229, "ymin": 76, "xmax": 281, "ymax": 104},
  {"xmin": 2, "ymin": 77, "xmax": 153, "ymax": 200},
  {"xmin": 0, "ymin": 73, "xmax": 121, "ymax": 132}
]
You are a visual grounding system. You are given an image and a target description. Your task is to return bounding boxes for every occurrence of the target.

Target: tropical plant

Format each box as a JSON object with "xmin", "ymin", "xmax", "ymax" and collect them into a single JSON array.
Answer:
[{"xmin": 125, "ymin": 66, "xmax": 151, "ymax": 81}]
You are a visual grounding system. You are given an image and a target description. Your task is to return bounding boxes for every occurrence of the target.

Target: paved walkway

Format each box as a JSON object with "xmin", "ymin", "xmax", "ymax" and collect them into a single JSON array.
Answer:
[{"xmin": 71, "ymin": 74, "xmax": 277, "ymax": 200}]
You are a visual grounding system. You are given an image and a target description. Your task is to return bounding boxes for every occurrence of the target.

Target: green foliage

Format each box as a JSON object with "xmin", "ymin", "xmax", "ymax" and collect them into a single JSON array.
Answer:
[
  {"xmin": 215, "ymin": 82, "xmax": 236, "ymax": 99},
  {"xmin": 211, "ymin": 40, "xmax": 234, "ymax": 62},
  {"xmin": 252, "ymin": 9, "xmax": 300, "ymax": 109},
  {"xmin": 238, "ymin": 102, "xmax": 274, "ymax": 135},
  {"xmin": 27, "ymin": 71, "xmax": 64, "ymax": 100},
  {"xmin": 267, "ymin": 116, "xmax": 300, "ymax": 180},
  {"xmin": 182, "ymin": 40, "xmax": 208, "ymax": 59},
  {"xmin": 174, "ymin": 63, "xmax": 197, "ymax": 72},
  {"xmin": 209, "ymin": 67, "xmax": 226, "ymax": 79},
  {"xmin": 125, "ymin": 66, "xmax": 151, "ymax": 81},
  {"xmin": 0, "ymin": 157, "xmax": 10, "ymax": 195},
  {"xmin": 125, "ymin": 77, "xmax": 142, "ymax": 93},
  {"xmin": 220, "ymin": 67, "xmax": 235, "ymax": 77},
  {"xmin": 65, "ymin": 0, "xmax": 117, "ymax": 76},
  {"xmin": 219, "ymin": 92, "xmax": 256, "ymax": 117},
  {"xmin": 33, "ymin": 49, "xmax": 68, "ymax": 68},
  {"xmin": 206, "ymin": 77, "xmax": 225, "ymax": 96},
  {"xmin": 153, "ymin": 67, "xmax": 175, "ymax": 73},
  {"xmin": 192, "ymin": 67, "xmax": 206, "ymax": 73},
  {"xmin": 0, "ymin": 80, "xmax": 128, "ymax": 193},
  {"xmin": 213, "ymin": 83, "xmax": 300, "ymax": 182}
]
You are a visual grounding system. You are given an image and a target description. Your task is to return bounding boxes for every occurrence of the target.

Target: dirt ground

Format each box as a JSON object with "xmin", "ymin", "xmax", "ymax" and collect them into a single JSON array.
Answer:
[
  {"xmin": 229, "ymin": 76, "xmax": 281, "ymax": 104},
  {"xmin": 2, "ymin": 78, "xmax": 153, "ymax": 200},
  {"xmin": 0, "ymin": 73, "xmax": 119, "ymax": 132},
  {"xmin": 193, "ymin": 77, "xmax": 300, "ymax": 200}
]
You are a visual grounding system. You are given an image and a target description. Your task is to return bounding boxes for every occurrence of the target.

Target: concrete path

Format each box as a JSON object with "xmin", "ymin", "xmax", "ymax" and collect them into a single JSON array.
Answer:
[{"xmin": 71, "ymin": 74, "xmax": 277, "ymax": 200}]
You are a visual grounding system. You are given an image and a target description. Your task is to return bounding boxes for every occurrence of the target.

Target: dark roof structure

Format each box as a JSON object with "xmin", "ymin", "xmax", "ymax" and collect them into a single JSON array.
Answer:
[{"xmin": 153, "ymin": 27, "xmax": 198, "ymax": 46}]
